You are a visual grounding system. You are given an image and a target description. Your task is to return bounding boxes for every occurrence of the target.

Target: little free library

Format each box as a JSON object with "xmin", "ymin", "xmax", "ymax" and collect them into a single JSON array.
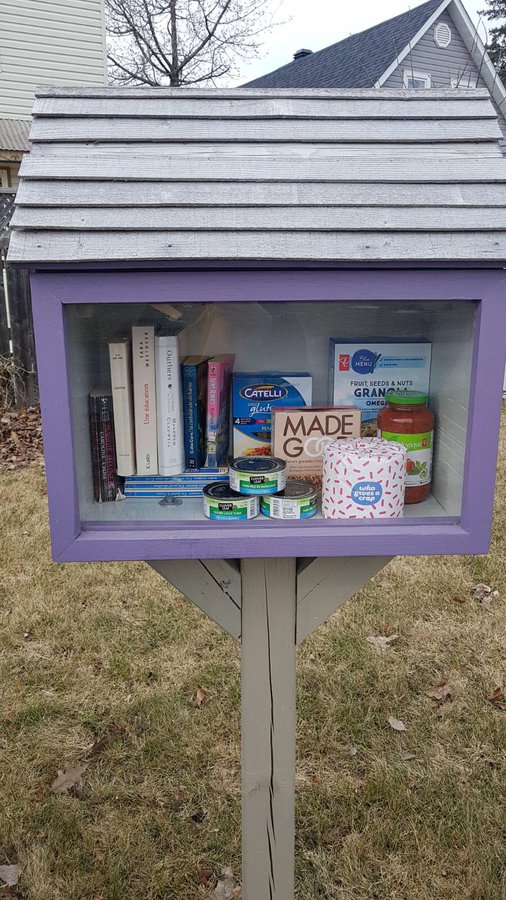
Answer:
[{"xmin": 8, "ymin": 86, "xmax": 506, "ymax": 899}]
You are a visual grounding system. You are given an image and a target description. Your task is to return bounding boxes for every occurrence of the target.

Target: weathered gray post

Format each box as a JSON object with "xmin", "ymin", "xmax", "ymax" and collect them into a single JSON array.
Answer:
[
  {"xmin": 241, "ymin": 558, "xmax": 297, "ymax": 899},
  {"xmin": 150, "ymin": 556, "xmax": 391, "ymax": 899}
]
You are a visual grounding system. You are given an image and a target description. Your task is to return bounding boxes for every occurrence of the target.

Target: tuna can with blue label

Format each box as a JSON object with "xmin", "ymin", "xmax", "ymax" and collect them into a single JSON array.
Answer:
[
  {"xmin": 203, "ymin": 482, "xmax": 259, "ymax": 520},
  {"xmin": 230, "ymin": 457, "xmax": 287, "ymax": 495},
  {"xmin": 261, "ymin": 480, "xmax": 318, "ymax": 520}
]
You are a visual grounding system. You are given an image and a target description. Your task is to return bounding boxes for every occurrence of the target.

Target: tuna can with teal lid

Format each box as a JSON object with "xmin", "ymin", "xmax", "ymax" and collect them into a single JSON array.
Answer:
[
  {"xmin": 261, "ymin": 479, "xmax": 317, "ymax": 520},
  {"xmin": 229, "ymin": 457, "xmax": 286, "ymax": 495},
  {"xmin": 203, "ymin": 482, "xmax": 259, "ymax": 520}
]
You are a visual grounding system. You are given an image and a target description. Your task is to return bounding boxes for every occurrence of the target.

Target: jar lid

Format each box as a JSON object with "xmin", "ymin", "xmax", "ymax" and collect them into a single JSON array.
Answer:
[{"xmin": 385, "ymin": 390, "xmax": 429, "ymax": 405}]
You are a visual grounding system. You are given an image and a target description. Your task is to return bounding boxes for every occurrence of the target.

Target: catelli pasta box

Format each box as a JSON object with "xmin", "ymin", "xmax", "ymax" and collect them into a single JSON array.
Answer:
[
  {"xmin": 272, "ymin": 406, "xmax": 361, "ymax": 487},
  {"xmin": 329, "ymin": 339, "xmax": 432, "ymax": 435},
  {"xmin": 232, "ymin": 373, "xmax": 312, "ymax": 456}
]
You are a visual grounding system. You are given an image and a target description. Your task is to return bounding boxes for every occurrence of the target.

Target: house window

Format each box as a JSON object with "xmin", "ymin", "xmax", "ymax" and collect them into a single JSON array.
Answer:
[
  {"xmin": 451, "ymin": 75, "xmax": 478, "ymax": 89},
  {"xmin": 403, "ymin": 69, "xmax": 431, "ymax": 89},
  {"xmin": 0, "ymin": 168, "xmax": 10, "ymax": 187}
]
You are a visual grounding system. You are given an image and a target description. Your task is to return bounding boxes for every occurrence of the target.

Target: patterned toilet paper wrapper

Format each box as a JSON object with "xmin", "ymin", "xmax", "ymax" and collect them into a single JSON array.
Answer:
[{"xmin": 322, "ymin": 437, "xmax": 406, "ymax": 519}]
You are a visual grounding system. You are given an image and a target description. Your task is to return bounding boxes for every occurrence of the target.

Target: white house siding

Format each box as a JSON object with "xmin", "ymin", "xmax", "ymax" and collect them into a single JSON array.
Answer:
[{"xmin": 0, "ymin": 0, "xmax": 107, "ymax": 120}]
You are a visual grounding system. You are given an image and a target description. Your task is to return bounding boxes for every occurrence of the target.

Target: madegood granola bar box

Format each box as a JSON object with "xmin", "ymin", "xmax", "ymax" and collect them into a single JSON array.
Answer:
[
  {"xmin": 272, "ymin": 406, "xmax": 361, "ymax": 487},
  {"xmin": 329, "ymin": 340, "xmax": 431, "ymax": 435},
  {"xmin": 232, "ymin": 373, "xmax": 312, "ymax": 457}
]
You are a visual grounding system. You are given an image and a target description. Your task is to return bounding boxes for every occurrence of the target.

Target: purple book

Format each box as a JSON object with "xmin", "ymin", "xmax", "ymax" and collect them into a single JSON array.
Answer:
[{"xmin": 206, "ymin": 354, "xmax": 235, "ymax": 466}]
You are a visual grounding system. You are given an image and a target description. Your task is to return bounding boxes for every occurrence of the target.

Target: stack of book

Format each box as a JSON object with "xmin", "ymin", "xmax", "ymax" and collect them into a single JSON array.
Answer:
[
  {"xmin": 123, "ymin": 468, "xmax": 229, "ymax": 497},
  {"xmin": 89, "ymin": 324, "xmax": 234, "ymax": 501}
]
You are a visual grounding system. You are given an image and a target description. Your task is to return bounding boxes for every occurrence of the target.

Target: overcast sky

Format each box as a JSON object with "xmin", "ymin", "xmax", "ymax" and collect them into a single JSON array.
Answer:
[{"xmin": 231, "ymin": 0, "xmax": 486, "ymax": 85}]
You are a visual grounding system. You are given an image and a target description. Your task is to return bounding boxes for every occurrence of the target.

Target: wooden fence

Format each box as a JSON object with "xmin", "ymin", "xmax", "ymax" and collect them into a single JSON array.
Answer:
[{"xmin": 0, "ymin": 246, "xmax": 38, "ymax": 409}]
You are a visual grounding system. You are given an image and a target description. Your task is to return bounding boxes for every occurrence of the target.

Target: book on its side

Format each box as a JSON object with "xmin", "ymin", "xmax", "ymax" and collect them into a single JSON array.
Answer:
[
  {"xmin": 132, "ymin": 325, "xmax": 158, "ymax": 475},
  {"xmin": 89, "ymin": 389, "xmax": 121, "ymax": 502},
  {"xmin": 108, "ymin": 337, "xmax": 136, "ymax": 476},
  {"xmin": 182, "ymin": 356, "xmax": 210, "ymax": 469},
  {"xmin": 125, "ymin": 468, "xmax": 228, "ymax": 484},
  {"xmin": 206, "ymin": 354, "xmax": 235, "ymax": 467},
  {"xmin": 124, "ymin": 491, "xmax": 203, "ymax": 498},
  {"xmin": 155, "ymin": 334, "xmax": 185, "ymax": 477}
]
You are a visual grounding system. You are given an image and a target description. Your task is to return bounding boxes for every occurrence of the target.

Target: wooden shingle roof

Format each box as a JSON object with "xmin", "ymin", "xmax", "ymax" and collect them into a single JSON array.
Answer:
[{"xmin": 8, "ymin": 85, "xmax": 506, "ymax": 265}]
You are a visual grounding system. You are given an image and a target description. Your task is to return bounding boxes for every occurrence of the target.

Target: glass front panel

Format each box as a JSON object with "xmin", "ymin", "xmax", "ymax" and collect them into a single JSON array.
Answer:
[{"xmin": 65, "ymin": 299, "xmax": 477, "ymax": 527}]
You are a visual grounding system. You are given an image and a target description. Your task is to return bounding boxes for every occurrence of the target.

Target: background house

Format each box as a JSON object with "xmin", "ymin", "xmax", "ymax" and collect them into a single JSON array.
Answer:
[
  {"xmin": 245, "ymin": 0, "xmax": 506, "ymax": 145},
  {"xmin": 0, "ymin": 0, "xmax": 107, "ymax": 189},
  {"xmin": 0, "ymin": 0, "xmax": 107, "ymax": 407}
]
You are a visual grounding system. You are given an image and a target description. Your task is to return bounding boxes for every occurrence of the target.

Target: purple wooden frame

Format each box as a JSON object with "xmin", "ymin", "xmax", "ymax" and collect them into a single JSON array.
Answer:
[{"xmin": 30, "ymin": 266, "xmax": 506, "ymax": 563}]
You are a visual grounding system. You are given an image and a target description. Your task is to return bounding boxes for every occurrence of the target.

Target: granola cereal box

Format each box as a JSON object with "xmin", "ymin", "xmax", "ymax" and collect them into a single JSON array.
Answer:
[
  {"xmin": 329, "ymin": 340, "xmax": 431, "ymax": 436},
  {"xmin": 272, "ymin": 406, "xmax": 360, "ymax": 488},
  {"xmin": 232, "ymin": 373, "xmax": 312, "ymax": 457}
]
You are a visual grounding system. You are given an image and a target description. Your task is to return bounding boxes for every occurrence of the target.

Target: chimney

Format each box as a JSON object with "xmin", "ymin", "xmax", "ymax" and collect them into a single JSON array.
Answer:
[{"xmin": 293, "ymin": 48, "xmax": 313, "ymax": 60}]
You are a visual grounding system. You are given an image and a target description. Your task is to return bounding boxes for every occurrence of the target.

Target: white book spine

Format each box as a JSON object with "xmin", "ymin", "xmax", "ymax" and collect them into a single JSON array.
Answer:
[
  {"xmin": 155, "ymin": 335, "xmax": 185, "ymax": 476},
  {"xmin": 108, "ymin": 339, "xmax": 136, "ymax": 476},
  {"xmin": 132, "ymin": 325, "xmax": 158, "ymax": 475}
]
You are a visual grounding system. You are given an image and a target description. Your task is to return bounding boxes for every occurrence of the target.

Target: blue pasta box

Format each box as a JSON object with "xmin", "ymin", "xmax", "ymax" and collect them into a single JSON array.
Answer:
[{"xmin": 232, "ymin": 373, "xmax": 312, "ymax": 457}]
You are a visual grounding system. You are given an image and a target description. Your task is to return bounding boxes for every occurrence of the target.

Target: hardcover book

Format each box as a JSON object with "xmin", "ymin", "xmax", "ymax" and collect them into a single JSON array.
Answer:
[
  {"xmin": 108, "ymin": 337, "xmax": 136, "ymax": 476},
  {"xmin": 206, "ymin": 354, "xmax": 235, "ymax": 466},
  {"xmin": 272, "ymin": 406, "xmax": 361, "ymax": 487},
  {"xmin": 132, "ymin": 325, "xmax": 158, "ymax": 475},
  {"xmin": 89, "ymin": 389, "xmax": 121, "ymax": 502},
  {"xmin": 155, "ymin": 334, "xmax": 185, "ymax": 477},
  {"xmin": 182, "ymin": 356, "xmax": 210, "ymax": 469}
]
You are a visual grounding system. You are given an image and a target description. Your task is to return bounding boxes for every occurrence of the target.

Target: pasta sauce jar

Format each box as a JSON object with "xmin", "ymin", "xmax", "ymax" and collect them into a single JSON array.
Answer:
[{"xmin": 377, "ymin": 391, "xmax": 434, "ymax": 504}]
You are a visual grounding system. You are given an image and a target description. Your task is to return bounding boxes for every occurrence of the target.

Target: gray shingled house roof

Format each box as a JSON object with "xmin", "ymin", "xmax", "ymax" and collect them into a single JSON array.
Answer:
[
  {"xmin": 0, "ymin": 119, "xmax": 31, "ymax": 153},
  {"xmin": 7, "ymin": 85, "xmax": 506, "ymax": 264},
  {"xmin": 244, "ymin": 0, "xmax": 443, "ymax": 88}
]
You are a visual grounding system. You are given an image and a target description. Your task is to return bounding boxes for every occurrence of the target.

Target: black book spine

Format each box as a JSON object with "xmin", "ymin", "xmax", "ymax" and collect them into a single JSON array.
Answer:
[{"xmin": 89, "ymin": 393, "xmax": 120, "ymax": 502}]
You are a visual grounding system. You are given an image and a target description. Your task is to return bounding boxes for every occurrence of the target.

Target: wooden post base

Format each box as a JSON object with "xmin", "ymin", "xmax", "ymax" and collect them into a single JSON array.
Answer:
[
  {"xmin": 241, "ymin": 558, "xmax": 296, "ymax": 900},
  {"xmin": 149, "ymin": 554, "xmax": 392, "ymax": 898}
]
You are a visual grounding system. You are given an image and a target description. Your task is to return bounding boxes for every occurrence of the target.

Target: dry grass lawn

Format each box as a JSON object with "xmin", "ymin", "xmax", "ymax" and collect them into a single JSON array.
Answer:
[{"xmin": 1, "ymin": 419, "xmax": 505, "ymax": 899}]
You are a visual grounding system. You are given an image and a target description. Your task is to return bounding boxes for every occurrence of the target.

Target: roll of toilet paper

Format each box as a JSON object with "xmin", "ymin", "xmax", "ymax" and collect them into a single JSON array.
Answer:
[{"xmin": 322, "ymin": 437, "xmax": 406, "ymax": 519}]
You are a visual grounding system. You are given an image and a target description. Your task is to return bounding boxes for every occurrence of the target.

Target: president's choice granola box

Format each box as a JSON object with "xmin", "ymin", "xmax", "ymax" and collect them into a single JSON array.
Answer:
[
  {"xmin": 329, "ymin": 340, "xmax": 432, "ymax": 435},
  {"xmin": 272, "ymin": 406, "xmax": 361, "ymax": 488}
]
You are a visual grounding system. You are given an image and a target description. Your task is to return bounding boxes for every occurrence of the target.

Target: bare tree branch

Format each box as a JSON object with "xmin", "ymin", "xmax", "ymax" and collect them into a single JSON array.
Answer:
[{"xmin": 105, "ymin": 0, "xmax": 284, "ymax": 86}]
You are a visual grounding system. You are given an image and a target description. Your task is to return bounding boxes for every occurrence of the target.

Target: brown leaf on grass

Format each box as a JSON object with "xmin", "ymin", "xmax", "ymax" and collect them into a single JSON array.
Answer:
[
  {"xmin": 51, "ymin": 765, "xmax": 87, "ymax": 795},
  {"xmin": 90, "ymin": 722, "xmax": 126, "ymax": 755},
  {"xmin": 452, "ymin": 595, "xmax": 467, "ymax": 604},
  {"xmin": 0, "ymin": 408, "xmax": 44, "ymax": 471},
  {"xmin": 198, "ymin": 867, "xmax": 214, "ymax": 886},
  {"xmin": 488, "ymin": 687, "xmax": 506, "ymax": 710},
  {"xmin": 366, "ymin": 634, "xmax": 399, "ymax": 652},
  {"xmin": 211, "ymin": 867, "xmax": 241, "ymax": 899},
  {"xmin": 388, "ymin": 716, "xmax": 407, "ymax": 732},
  {"xmin": 0, "ymin": 866, "xmax": 21, "ymax": 888},
  {"xmin": 191, "ymin": 807, "xmax": 207, "ymax": 824},
  {"xmin": 425, "ymin": 680, "xmax": 454, "ymax": 704},
  {"xmin": 472, "ymin": 584, "xmax": 499, "ymax": 605},
  {"xmin": 193, "ymin": 687, "xmax": 209, "ymax": 708}
]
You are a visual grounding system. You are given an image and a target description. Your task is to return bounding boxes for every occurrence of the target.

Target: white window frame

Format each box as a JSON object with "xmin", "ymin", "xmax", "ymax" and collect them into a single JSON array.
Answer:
[
  {"xmin": 450, "ymin": 74, "xmax": 478, "ymax": 89},
  {"xmin": 403, "ymin": 69, "xmax": 432, "ymax": 89},
  {"xmin": 0, "ymin": 168, "xmax": 10, "ymax": 188}
]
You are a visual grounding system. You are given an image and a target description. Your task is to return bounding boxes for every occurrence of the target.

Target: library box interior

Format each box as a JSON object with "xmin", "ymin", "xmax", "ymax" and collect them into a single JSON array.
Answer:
[{"xmin": 31, "ymin": 269, "xmax": 506, "ymax": 562}]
